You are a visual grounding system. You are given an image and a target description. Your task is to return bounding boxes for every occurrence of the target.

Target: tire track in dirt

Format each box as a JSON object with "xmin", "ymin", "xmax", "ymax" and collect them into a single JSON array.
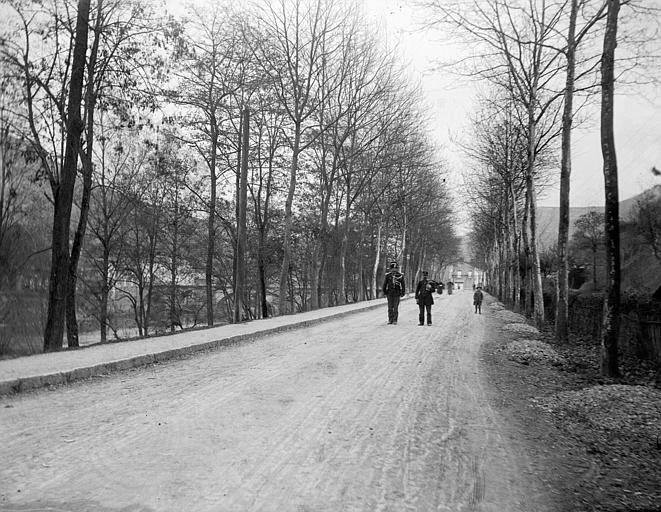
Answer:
[{"xmin": 0, "ymin": 294, "xmax": 552, "ymax": 511}]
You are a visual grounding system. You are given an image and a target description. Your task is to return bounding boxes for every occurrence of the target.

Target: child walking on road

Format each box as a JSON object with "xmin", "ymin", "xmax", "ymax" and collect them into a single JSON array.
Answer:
[{"xmin": 473, "ymin": 286, "xmax": 483, "ymax": 314}]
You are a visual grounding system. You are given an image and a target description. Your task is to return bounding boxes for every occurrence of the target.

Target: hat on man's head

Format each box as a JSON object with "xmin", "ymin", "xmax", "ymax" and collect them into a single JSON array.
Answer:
[{"xmin": 389, "ymin": 261, "xmax": 398, "ymax": 269}]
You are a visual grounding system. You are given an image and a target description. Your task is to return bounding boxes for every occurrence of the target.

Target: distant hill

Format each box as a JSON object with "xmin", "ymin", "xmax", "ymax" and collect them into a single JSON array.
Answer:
[{"xmin": 536, "ymin": 184, "xmax": 661, "ymax": 250}]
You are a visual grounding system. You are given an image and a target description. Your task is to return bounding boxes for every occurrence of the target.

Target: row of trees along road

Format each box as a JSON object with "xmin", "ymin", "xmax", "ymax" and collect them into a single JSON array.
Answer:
[
  {"xmin": 0, "ymin": 0, "xmax": 460, "ymax": 353},
  {"xmin": 420, "ymin": 0, "xmax": 659, "ymax": 377}
]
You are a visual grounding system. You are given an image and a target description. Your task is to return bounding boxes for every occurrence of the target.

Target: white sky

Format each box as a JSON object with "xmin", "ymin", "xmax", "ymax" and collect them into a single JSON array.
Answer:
[
  {"xmin": 361, "ymin": 0, "xmax": 661, "ymax": 208},
  {"xmin": 5, "ymin": 0, "xmax": 658, "ymax": 209}
]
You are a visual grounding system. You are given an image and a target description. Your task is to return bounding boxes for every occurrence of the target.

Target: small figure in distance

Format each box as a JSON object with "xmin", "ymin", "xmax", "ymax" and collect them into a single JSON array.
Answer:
[
  {"xmin": 383, "ymin": 261, "xmax": 405, "ymax": 325},
  {"xmin": 436, "ymin": 281, "xmax": 445, "ymax": 295},
  {"xmin": 473, "ymin": 285, "xmax": 484, "ymax": 314},
  {"xmin": 415, "ymin": 270, "xmax": 436, "ymax": 326}
]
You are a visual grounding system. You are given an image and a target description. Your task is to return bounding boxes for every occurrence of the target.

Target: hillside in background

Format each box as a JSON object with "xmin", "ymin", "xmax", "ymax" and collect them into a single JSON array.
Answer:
[{"xmin": 536, "ymin": 184, "xmax": 661, "ymax": 250}]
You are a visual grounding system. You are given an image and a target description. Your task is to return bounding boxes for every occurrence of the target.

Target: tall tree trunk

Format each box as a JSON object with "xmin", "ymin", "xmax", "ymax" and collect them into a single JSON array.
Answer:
[
  {"xmin": 99, "ymin": 276, "xmax": 109, "ymax": 343},
  {"xmin": 357, "ymin": 215, "xmax": 366, "ymax": 301},
  {"xmin": 371, "ymin": 221, "xmax": 382, "ymax": 299},
  {"xmin": 508, "ymin": 218, "xmax": 514, "ymax": 305},
  {"xmin": 509, "ymin": 187, "xmax": 520, "ymax": 309},
  {"xmin": 310, "ymin": 246, "xmax": 320, "ymax": 309},
  {"xmin": 400, "ymin": 211, "xmax": 407, "ymax": 286},
  {"xmin": 278, "ymin": 121, "xmax": 301, "ymax": 315},
  {"xmin": 43, "ymin": 0, "xmax": 91, "ymax": 352},
  {"xmin": 169, "ymin": 200, "xmax": 179, "ymax": 333},
  {"xmin": 592, "ymin": 248, "xmax": 598, "ymax": 289},
  {"xmin": 66, "ymin": 160, "xmax": 91, "ymax": 348},
  {"xmin": 600, "ymin": 0, "xmax": 621, "ymax": 378},
  {"xmin": 522, "ymin": 192, "xmax": 531, "ymax": 316},
  {"xmin": 258, "ymin": 254, "xmax": 268, "ymax": 318},
  {"xmin": 557, "ymin": 0, "xmax": 578, "ymax": 343},
  {"xmin": 145, "ymin": 239, "xmax": 156, "ymax": 336},
  {"xmin": 338, "ymin": 182, "xmax": 350, "ymax": 306},
  {"xmin": 136, "ymin": 279, "xmax": 145, "ymax": 337},
  {"xmin": 66, "ymin": 0, "xmax": 103, "ymax": 348},
  {"xmin": 316, "ymin": 204, "xmax": 331, "ymax": 308},
  {"xmin": 206, "ymin": 122, "xmax": 218, "ymax": 326},
  {"xmin": 526, "ymin": 109, "xmax": 545, "ymax": 329},
  {"xmin": 257, "ymin": 214, "xmax": 269, "ymax": 319},
  {"xmin": 100, "ymin": 245, "xmax": 110, "ymax": 343},
  {"xmin": 512, "ymin": 205, "xmax": 521, "ymax": 311},
  {"xmin": 234, "ymin": 106, "xmax": 249, "ymax": 322}
]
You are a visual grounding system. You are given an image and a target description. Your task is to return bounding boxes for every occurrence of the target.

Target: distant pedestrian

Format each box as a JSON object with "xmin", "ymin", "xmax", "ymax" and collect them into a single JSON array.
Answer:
[
  {"xmin": 436, "ymin": 282, "xmax": 445, "ymax": 295},
  {"xmin": 383, "ymin": 261, "xmax": 405, "ymax": 324},
  {"xmin": 473, "ymin": 286, "xmax": 484, "ymax": 314},
  {"xmin": 415, "ymin": 271, "xmax": 436, "ymax": 326},
  {"xmin": 447, "ymin": 281, "xmax": 454, "ymax": 295}
]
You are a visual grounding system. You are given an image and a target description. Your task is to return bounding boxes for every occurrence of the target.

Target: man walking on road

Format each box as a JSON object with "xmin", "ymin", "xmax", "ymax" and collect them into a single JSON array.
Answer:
[
  {"xmin": 415, "ymin": 271, "xmax": 436, "ymax": 326},
  {"xmin": 383, "ymin": 261, "xmax": 405, "ymax": 324},
  {"xmin": 473, "ymin": 285, "xmax": 484, "ymax": 314}
]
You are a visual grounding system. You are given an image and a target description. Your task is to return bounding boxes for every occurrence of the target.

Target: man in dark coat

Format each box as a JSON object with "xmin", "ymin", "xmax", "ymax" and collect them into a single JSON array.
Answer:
[
  {"xmin": 382, "ymin": 261, "xmax": 405, "ymax": 324},
  {"xmin": 473, "ymin": 285, "xmax": 484, "ymax": 314},
  {"xmin": 415, "ymin": 271, "xmax": 435, "ymax": 326}
]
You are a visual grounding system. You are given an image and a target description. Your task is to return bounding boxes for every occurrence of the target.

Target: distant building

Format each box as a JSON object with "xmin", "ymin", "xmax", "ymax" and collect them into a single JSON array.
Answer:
[{"xmin": 442, "ymin": 262, "xmax": 485, "ymax": 291}]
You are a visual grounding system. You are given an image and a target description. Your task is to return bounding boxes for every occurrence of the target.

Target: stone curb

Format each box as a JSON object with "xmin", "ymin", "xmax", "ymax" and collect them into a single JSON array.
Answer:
[{"xmin": 0, "ymin": 299, "xmax": 393, "ymax": 397}]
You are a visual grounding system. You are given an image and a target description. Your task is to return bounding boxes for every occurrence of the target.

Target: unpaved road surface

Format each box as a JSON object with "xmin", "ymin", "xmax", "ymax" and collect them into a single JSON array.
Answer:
[{"xmin": 0, "ymin": 293, "xmax": 551, "ymax": 511}]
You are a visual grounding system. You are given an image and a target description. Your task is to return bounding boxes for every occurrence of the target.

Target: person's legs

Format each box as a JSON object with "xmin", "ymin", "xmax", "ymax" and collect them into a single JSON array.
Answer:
[
  {"xmin": 426, "ymin": 304, "xmax": 432, "ymax": 325},
  {"xmin": 387, "ymin": 295, "xmax": 395, "ymax": 323},
  {"xmin": 393, "ymin": 295, "xmax": 400, "ymax": 323},
  {"xmin": 418, "ymin": 302, "xmax": 424, "ymax": 325}
]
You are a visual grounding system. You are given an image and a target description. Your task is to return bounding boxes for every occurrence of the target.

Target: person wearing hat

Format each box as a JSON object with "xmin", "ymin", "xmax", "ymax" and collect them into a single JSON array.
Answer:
[
  {"xmin": 473, "ymin": 285, "xmax": 484, "ymax": 314},
  {"xmin": 382, "ymin": 261, "xmax": 405, "ymax": 324},
  {"xmin": 415, "ymin": 270, "xmax": 436, "ymax": 326}
]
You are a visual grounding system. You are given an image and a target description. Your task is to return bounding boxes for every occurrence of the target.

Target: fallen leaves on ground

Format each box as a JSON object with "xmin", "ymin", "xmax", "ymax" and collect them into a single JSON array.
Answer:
[
  {"xmin": 502, "ymin": 322, "xmax": 540, "ymax": 336},
  {"xmin": 495, "ymin": 310, "xmax": 527, "ymax": 323},
  {"xmin": 482, "ymin": 302, "xmax": 661, "ymax": 512},
  {"xmin": 504, "ymin": 338, "xmax": 566, "ymax": 366},
  {"xmin": 531, "ymin": 384, "xmax": 661, "ymax": 511}
]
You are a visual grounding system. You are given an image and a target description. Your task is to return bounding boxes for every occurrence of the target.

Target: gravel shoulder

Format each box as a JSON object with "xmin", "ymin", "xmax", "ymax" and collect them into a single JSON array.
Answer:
[{"xmin": 480, "ymin": 299, "xmax": 661, "ymax": 512}]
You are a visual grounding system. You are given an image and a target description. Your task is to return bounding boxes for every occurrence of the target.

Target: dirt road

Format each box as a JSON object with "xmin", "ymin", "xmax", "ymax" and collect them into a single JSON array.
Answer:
[{"xmin": 0, "ymin": 292, "xmax": 551, "ymax": 511}]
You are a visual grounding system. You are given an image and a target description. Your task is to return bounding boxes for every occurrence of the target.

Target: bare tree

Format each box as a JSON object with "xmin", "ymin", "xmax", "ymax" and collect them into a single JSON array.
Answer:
[
  {"xmin": 247, "ymin": 89, "xmax": 287, "ymax": 318},
  {"xmin": 82, "ymin": 120, "xmax": 150, "ymax": 342},
  {"xmin": 67, "ymin": 0, "xmax": 159, "ymax": 347},
  {"xmin": 234, "ymin": 105, "xmax": 249, "ymax": 322},
  {"xmin": 2, "ymin": 0, "xmax": 159, "ymax": 350},
  {"xmin": 328, "ymin": 31, "xmax": 401, "ymax": 305},
  {"xmin": 600, "ymin": 0, "xmax": 621, "ymax": 378},
  {"xmin": 556, "ymin": 0, "xmax": 609, "ymax": 343},
  {"xmin": 462, "ymin": 95, "xmax": 528, "ymax": 309},
  {"xmin": 254, "ymin": 0, "xmax": 349, "ymax": 315},
  {"xmin": 119, "ymin": 168, "xmax": 164, "ymax": 337},
  {"xmin": 166, "ymin": 2, "xmax": 245, "ymax": 326},
  {"xmin": 424, "ymin": 0, "xmax": 571, "ymax": 327},
  {"xmin": 41, "ymin": 0, "xmax": 91, "ymax": 351}
]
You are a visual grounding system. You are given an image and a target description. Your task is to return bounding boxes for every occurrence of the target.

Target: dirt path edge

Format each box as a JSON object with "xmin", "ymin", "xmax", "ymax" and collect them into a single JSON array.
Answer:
[{"xmin": 0, "ymin": 300, "xmax": 395, "ymax": 397}]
